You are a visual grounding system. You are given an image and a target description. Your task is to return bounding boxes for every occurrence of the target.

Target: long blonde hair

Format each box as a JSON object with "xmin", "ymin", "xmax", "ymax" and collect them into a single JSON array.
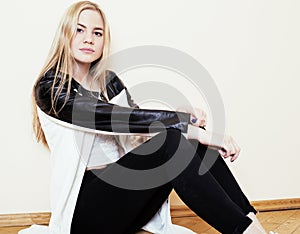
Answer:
[{"xmin": 32, "ymin": 1, "xmax": 111, "ymax": 146}]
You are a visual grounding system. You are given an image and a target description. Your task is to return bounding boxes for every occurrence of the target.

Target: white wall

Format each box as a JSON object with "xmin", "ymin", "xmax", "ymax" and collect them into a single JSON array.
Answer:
[{"xmin": 1, "ymin": 0, "xmax": 299, "ymax": 214}]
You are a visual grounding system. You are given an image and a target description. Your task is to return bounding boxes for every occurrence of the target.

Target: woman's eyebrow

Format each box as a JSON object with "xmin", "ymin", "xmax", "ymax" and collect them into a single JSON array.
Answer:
[{"xmin": 77, "ymin": 23, "xmax": 103, "ymax": 31}]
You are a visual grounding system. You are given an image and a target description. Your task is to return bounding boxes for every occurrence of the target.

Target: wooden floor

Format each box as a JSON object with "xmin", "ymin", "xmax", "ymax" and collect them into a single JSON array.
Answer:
[
  {"xmin": 171, "ymin": 209, "xmax": 300, "ymax": 233},
  {"xmin": 1, "ymin": 209, "xmax": 299, "ymax": 234}
]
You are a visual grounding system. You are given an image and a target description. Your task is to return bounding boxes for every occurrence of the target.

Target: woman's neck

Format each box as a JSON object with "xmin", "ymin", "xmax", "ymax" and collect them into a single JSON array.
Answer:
[
  {"xmin": 73, "ymin": 62, "xmax": 91, "ymax": 83},
  {"xmin": 72, "ymin": 62, "xmax": 100, "ymax": 92}
]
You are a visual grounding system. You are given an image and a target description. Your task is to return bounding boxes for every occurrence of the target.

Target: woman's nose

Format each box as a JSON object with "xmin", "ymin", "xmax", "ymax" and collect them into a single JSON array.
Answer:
[{"xmin": 83, "ymin": 34, "xmax": 94, "ymax": 45}]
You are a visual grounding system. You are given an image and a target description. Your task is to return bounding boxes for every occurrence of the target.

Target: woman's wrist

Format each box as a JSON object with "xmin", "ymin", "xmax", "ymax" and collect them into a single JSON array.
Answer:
[
  {"xmin": 187, "ymin": 125, "xmax": 208, "ymax": 143},
  {"xmin": 187, "ymin": 125, "xmax": 224, "ymax": 150}
]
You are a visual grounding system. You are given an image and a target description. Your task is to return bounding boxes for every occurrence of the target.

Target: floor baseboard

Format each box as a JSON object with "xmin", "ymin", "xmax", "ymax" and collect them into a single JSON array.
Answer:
[
  {"xmin": 0, "ymin": 212, "xmax": 50, "ymax": 228},
  {"xmin": 1, "ymin": 198, "xmax": 299, "ymax": 227},
  {"xmin": 251, "ymin": 198, "xmax": 300, "ymax": 212}
]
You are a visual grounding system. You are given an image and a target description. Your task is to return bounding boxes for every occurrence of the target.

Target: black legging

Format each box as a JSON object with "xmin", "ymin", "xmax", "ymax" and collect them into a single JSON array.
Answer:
[{"xmin": 71, "ymin": 129, "xmax": 256, "ymax": 234}]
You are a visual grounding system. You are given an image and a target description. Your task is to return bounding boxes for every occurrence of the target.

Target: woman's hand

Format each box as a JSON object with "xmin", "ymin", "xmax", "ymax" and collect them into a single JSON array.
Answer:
[
  {"xmin": 187, "ymin": 126, "xmax": 241, "ymax": 162},
  {"xmin": 212, "ymin": 134, "xmax": 241, "ymax": 162},
  {"xmin": 177, "ymin": 106, "xmax": 207, "ymax": 128}
]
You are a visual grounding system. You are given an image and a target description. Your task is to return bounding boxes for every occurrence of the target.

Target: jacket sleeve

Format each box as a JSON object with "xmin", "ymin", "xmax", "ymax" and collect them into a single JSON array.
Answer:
[{"xmin": 35, "ymin": 72, "xmax": 191, "ymax": 134}]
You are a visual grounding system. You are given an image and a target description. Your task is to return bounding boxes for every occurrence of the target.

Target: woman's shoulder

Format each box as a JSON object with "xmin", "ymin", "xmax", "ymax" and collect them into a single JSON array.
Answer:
[
  {"xmin": 36, "ymin": 69, "xmax": 64, "ymax": 89},
  {"xmin": 35, "ymin": 68, "xmax": 70, "ymax": 96},
  {"xmin": 42, "ymin": 68, "xmax": 65, "ymax": 81},
  {"xmin": 105, "ymin": 70, "xmax": 124, "ymax": 88},
  {"xmin": 105, "ymin": 70, "xmax": 127, "ymax": 99}
]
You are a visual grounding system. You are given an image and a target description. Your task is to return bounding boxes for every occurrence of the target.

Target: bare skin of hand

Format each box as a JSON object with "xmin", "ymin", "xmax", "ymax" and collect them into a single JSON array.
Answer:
[
  {"xmin": 202, "ymin": 131, "xmax": 241, "ymax": 162},
  {"xmin": 179, "ymin": 105, "xmax": 240, "ymax": 162}
]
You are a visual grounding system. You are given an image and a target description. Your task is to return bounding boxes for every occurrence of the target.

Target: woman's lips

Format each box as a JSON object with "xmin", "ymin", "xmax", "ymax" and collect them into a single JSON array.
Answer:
[{"xmin": 79, "ymin": 48, "xmax": 95, "ymax": 53}]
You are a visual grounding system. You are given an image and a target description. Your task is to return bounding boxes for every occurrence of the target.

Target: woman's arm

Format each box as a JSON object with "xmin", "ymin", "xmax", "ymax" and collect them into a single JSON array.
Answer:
[
  {"xmin": 35, "ymin": 71, "xmax": 191, "ymax": 134},
  {"xmin": 187, "ymin": 125, "xmax": 241, "ymax": 162}
]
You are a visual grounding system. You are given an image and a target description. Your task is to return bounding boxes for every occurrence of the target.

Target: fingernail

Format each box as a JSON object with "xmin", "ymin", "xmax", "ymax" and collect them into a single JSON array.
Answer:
[{"xmin": 191, "ymin": 118, "xmax": 197, "ymax": 123}]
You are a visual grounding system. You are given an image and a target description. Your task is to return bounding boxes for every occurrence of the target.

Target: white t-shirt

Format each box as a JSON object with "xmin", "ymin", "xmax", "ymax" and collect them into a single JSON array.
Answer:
[{"xmin": 86, "ymin": 134, "xmax": 120, "ymax": 168}]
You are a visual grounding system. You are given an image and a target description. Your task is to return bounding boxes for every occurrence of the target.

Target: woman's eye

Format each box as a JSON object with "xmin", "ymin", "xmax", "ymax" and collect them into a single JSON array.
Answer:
[
  {"xmin": 94, "ymin": 31, "xmax": 103, "ymax": 37},
  {"xmin": 77, "ymin": 28, "xmax": 83, "ymax": 33}
]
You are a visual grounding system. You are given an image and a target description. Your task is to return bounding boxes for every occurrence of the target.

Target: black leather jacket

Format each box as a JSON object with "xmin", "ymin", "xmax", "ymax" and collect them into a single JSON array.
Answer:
[{"xmin": 35, "ymin": 69, "xmax": 190, "ymax": 134}]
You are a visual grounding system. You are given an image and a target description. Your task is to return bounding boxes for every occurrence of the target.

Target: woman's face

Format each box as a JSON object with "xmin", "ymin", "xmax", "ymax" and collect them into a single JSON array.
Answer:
[{"xmin": 71, "ymin": 9, "xmax": 104, "ymax": 66}]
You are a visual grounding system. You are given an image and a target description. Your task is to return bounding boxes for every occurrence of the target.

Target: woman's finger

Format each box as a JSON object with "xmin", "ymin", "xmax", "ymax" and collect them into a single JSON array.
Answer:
[
  {"xmin": 221, "ymin": 141, "xmax": 231, "ymax": 158},
  {"xmin": 230, "ymin": 139, "xmax": 241, "ymax": 162}
]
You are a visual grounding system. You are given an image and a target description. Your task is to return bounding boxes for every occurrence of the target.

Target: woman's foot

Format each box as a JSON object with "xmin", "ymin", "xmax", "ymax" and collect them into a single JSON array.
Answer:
[
  {"xmin": 243, "ymin": 221, "xmax": 267, "ymax": 234},
  {"xmin": 247, "ymin": 212, "xmax": 267, "ymax": 233},
  {"xmin": 245, "ymin": 212, "xmax": 279, "ymax": 234}
]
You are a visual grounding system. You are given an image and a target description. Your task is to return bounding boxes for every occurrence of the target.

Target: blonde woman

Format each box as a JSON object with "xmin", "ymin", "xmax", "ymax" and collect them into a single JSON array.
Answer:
[{"xmin": 22, "ymin": 1, "xmax": 274, "ymax": 234}]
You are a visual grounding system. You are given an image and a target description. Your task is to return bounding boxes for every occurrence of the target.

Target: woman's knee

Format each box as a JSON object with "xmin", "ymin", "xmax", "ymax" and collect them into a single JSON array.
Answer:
[
  {"xmin": 187, "ymin": 139, "xmax": 209, "ymax": 159},
  {"xmin": 164, "ymin": 128, "xmax": 185, "ymax": 142},
  {"xmin": 163, "ymin": 128, "xmax": 198, "ymax": 156}
]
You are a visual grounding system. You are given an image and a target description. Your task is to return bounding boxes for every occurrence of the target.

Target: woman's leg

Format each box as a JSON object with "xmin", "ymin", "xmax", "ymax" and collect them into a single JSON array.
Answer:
[
  {"xmin": 71, "ymin": 169, "xmax": 172, "ymax": 234},
  {"xmin": 188, "ymin": 139, "xmax": 257, "ymax": 215},
  {"xmin": 187, "ymin": 140, "xmax": 268, "ymax": 233},
  {"xmin": 166, "ymin": 140, "xmax": 253, "ymax": 233},
  {"xmin": 71, "ymin": 129, "xmax": 180, "ymax": 234},
  {"xmin": 72, "ymin": 129, "xmax": 254, "ymax": 234},
  {"xmin": 119, "ymin": 129, "xmax": 255, "ymax": 233}
]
